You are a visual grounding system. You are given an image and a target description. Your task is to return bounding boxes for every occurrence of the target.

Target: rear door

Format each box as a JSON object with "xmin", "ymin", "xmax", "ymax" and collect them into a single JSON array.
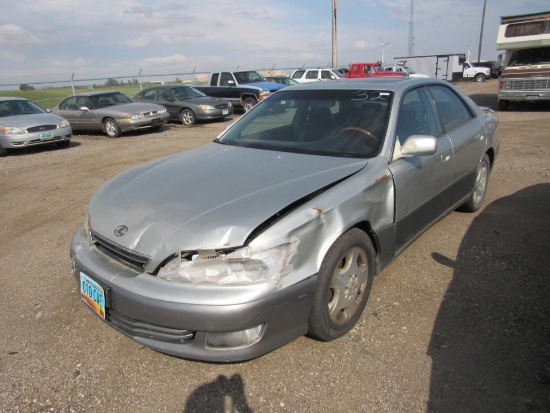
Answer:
[
  {"xmin": 389, "ymin": 86, "xmax": 454, "ymax": 251},
  {"xmin": 427, "ymin": 85, "xmax": 487, "ymax": 206}
]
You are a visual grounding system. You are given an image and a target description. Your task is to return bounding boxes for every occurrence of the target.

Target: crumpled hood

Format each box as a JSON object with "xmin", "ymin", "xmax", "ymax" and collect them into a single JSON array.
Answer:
[
  {"xmin": 89, "ymin": 142, "xmax": 367, "ymax": 263},
  {"xmin": 0, "ymin": 113, "xmax": 66, "ymax": 128}
]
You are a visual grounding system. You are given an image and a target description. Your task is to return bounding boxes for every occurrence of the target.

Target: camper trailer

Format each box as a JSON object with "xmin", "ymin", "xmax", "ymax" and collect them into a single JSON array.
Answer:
[{"xmin": 497, "ymin": 11, "xmax": 550, "ymax": 110}]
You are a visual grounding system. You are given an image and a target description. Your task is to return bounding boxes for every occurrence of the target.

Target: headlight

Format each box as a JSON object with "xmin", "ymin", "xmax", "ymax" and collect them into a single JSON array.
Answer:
[
  {"xmin": 157, "ymin": 238, "xmax": 299, "ymax": 286},
  {"xmin": 124, "ymin": 113, "xmax": 144, "ymax": 120},
  {"xmin": 60, "ymin": 119, "xmax": 70, "ymax": 128},
  {"xmin": 1, "ymin": 126, "xmax": 26, "ymax": 134},
  {"xmin": 197, "ymin": 104, "xmax": 215, "ymax": 110}
]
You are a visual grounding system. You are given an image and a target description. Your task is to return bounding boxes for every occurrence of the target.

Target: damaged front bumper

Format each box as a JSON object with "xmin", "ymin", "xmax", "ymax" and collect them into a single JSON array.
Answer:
[{"xmin": 70, "ymin": 227, "xmax": 316, "ymax": 362}]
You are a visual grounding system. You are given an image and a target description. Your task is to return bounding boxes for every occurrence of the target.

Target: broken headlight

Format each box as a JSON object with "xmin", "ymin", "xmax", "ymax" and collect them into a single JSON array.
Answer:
[{"xmin": 157, "ymin": 238, "xmax": 298, "ymax": 286}]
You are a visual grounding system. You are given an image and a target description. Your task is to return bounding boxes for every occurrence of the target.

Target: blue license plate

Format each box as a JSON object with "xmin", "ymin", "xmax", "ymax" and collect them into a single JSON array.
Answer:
[
  {"xmin": 39, "ymin": 132, "xmax": 54, "ymax": 141},
  {"xmin": 80, "ymin": 272, "xmax": 106, "ymax": 319}
]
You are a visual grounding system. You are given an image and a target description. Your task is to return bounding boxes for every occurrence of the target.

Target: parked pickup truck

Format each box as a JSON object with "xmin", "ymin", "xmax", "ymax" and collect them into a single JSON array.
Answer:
[
  {"xmin": 193, "ymin": 71, "xmax": 285, "ymax": 112},
  {"xmin": 344, "ymin": 62, "xmax": 405, "ymax": 78}
]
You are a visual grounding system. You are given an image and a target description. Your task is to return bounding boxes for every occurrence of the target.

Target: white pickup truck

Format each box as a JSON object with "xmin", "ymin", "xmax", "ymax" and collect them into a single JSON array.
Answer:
[{"xmin": 462, "ymin": 62, "xmax": 491, "ymax": 82}]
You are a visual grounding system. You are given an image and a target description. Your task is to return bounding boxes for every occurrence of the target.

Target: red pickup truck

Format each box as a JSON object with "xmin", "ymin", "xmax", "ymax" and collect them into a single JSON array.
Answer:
[{"xmin": 344, "ymin": 62, "xmax": 405, "ymax": 78}]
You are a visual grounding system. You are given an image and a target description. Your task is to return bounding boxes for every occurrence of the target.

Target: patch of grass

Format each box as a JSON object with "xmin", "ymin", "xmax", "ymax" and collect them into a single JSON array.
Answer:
[{"xmin": 0, "ymin": 85, "xmax": 147, "ymax": 109}]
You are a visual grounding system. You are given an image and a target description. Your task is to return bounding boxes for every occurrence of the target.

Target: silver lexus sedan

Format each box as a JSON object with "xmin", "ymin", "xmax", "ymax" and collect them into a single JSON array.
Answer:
[{"xmin": 70, "ymin": 78, "xmax": 499, "ymax": 362}]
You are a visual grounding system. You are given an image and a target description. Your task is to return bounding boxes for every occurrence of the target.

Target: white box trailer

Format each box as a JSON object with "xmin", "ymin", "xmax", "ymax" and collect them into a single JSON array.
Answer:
[{"xmin": 393, "ymin": 54, "xmax": 488, "ymax": 82}]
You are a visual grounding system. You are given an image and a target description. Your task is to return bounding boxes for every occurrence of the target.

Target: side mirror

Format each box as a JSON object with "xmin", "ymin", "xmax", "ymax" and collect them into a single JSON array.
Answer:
[
  {"xmin": 227, "ymin": 80, "xmax": 236, "ymax": 86},
  {"xmin": 79, "ymin": 106, "xmax": 90, "ymax": 112},
  {"xmin": 401, "ymin": 135, "xmax": 438, "ymax": 157}
]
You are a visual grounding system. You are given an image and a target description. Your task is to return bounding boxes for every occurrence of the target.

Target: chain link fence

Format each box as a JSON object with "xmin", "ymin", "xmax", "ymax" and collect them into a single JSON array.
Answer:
[{"xmin": 0, "ymin": 68, "xmax": 293, "ymax": 109}]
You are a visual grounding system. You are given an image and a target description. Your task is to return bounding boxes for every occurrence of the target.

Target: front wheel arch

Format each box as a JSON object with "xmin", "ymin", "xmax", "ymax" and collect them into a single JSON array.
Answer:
[{"xmin": 307, "ymin": 228, "xmax": 375, "ymax": 341}]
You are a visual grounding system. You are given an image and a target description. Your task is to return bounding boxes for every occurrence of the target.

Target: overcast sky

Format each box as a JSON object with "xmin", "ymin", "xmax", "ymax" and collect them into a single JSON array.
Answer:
[{"xmin": 0, "ymin": 0, "xmax": 548, "ymax": 84}]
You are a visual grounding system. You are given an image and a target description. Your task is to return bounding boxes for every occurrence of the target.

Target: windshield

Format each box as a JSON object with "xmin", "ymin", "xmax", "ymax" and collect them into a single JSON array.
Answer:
[
  {"xmin": 171, "ymin": 86, "xmax": 206, "ymax": 100},
  {"xmin": 218, "ymin": 89, "xmax": 393, "ymax": 158},
  {"xmin": 509, "ymin": 47, "xmax": 550, "ymax": 66},
  {"xmin": 90, "ymin": 92, "xmax": 133, "ymax": 108},
  {"xmin": 233, "ymin": 71, "xmax": 266, "ymax": 84},
  {"xmin": 402, "ymin": 66, "xmax": 416, "ymax": 74},
  {"xmin": 0, "ymin": 99, "xmax": 45, "ymax": 117}
]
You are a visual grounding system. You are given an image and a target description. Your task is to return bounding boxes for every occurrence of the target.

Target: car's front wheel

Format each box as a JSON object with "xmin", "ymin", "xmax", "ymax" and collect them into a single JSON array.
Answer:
[
  {"xmin": 474, "ymin": 73, "xmax": 485, "ymax": 82},
  {"xmin": 308, "ymin": 228, "xmax": 375, "ymax": 341},
  {"xmin": 104, "ymin": 118, "xmax": 121, "ymax": 138},
  {"xmin": 0, "ymin": 145, "xmax": 8, "ymax": 157},
  {"xmin": 243, "ymin": 97, "xmax": 257, "ymax": 112},
  {"xmin": 459, "ymin": 153, "xmax": 491, "ymax": 212},
  {"xmin": 180, "ymin": 109, "xmax": 196, "ymax": 126}
]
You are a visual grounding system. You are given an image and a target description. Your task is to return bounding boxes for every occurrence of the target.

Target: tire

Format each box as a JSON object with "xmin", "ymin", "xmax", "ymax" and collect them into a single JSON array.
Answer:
[
  {"xmin": 0, "ymin": 145, "xmax": 8, "ymax": 157},
  {"xmin": 243, "ymin": 97, "xmax": 257, "ymax": 112},
  {"xmin": 474, "ymin": 73, "xmax": 485, "ymax": 83},
  {"xmin": 498, "ymin": 100, "xmax": 509, "ymax": 111},
  {"xmin": 308, "ymin": 228, "xmax": 375, "ymax": 341},
  {"xmin": 104, "ymin": 118, "xmax": 121, "ymax": 138},
  {"xmin": 459, "ymin": 153, "xmax": 491, "ymax": 212},
  {"xmin": 180, "ymin": 109, "xmax": 196, "ymax": 126}
]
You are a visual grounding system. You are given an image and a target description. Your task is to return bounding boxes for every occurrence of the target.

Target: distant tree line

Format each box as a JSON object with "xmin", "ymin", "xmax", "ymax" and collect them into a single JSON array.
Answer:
[{"xmin": 18, "ymin": 78, "xmax": 139, "ymax": 91}]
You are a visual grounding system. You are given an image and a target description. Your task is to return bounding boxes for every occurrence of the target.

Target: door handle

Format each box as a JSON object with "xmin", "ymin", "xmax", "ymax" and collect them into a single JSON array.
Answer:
[{"xmin": 441, "ymin": 154, "xmax": 451, "ymax": 163}]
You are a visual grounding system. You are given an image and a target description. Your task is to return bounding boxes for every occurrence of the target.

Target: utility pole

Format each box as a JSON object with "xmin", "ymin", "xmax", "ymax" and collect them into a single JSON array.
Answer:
[
  {"xmin": 408, "ymin": 0, "xmax": 415, "ymax": 56},
  {"xmin": 477, "ymin": 0, "xmax": 487, "ymax": 62},
  {"xmin": 332, "ymin": 0, "xmax": 337, "ymax": 68}
]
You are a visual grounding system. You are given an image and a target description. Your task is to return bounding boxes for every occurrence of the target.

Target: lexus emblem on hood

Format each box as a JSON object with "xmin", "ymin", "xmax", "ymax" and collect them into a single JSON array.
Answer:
[{"xmin": 114, "ymin": 225, "xmax": 128, "ymax": 237}]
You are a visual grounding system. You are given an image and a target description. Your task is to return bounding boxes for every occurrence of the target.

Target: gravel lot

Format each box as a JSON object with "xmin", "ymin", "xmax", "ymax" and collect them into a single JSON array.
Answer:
[{"xmin": 1, "ymin": 79, "xmax": 549, "ymax": 413}]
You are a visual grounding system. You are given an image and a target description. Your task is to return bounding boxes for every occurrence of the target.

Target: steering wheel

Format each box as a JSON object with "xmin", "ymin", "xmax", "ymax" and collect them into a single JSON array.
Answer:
[{"xmin": 339, "ymin": 126, "xmax": 378, "ymax": 143}]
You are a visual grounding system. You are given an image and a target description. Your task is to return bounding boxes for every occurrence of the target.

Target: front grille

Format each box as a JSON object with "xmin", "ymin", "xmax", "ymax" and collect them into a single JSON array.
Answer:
[
  {"xmin": 91, "ymin": 230, "xmax": 150, "ymax": 271},
  {"xmin": 504, "ymin": 78, "xmax": 550, "ymax": 91},
  {"xmin": 143, "ymin": 110, "xmax": 163, "ymax": 117},
  {"xmin": 27, "ymin": 124, "xmax": 57, "ymax": 133},
  {"xmin": 215, "ymin": 104, "xmax": 229, "ymax": 109},
  {"xmin": 109, "ymin": 310, "xmax": 195, "ymax": 343}
]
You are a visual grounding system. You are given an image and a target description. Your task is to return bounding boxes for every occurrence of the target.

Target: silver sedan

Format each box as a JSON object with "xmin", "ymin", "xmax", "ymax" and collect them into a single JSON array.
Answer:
[
  {"xmin": 70, "ymin": 78, "xmax": 499, "ymax": 362},
  {"xmin": 52, "ymin": 91, "xmax": 169, "ymax": 138},
  {"xmin": 0, "ymin": 97, "xmax": 72, "ymax": 157}
]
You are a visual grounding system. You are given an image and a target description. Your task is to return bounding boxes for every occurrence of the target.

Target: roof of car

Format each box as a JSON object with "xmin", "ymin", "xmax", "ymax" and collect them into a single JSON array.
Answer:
[
  {"xmin": 279, "ymin": 77, "xmax": 447, "ymax": 93},
  {"xmin": 69, "ymin": 91, "xmax": 126, "ymax": 97},
  {"xmin": 0, "ymin": 97, "xmax": 28, "ymax": 102}
]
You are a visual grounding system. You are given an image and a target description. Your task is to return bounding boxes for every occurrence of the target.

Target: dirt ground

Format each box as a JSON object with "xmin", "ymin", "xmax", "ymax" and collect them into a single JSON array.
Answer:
[{"xmin": 0, "ymin": 79, "xmax": 549, "ymax": 413}]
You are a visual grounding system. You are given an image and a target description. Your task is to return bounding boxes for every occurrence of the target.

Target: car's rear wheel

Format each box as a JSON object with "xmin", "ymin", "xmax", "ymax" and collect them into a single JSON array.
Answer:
[
  {"xmin": 243, "ymin": 97, "xmax": 257, "ymax": 112},
  {"xmin": 180, "ymin": 109, "xmax": 196, "ymax": 126},
  {"xmin": 104, "ymin": 118, "xmax": 121, "ymax": 138},
  {"xmin": 308, "ymin": 228, "xmax": 375, "ymax": 341},
  {"xmin": 474, "ymin": 73, "xmax": 485, "ymax": 82},
  {"xmin": 459, "ymin": 153, "xmax": 491, "ymax": 212}
]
